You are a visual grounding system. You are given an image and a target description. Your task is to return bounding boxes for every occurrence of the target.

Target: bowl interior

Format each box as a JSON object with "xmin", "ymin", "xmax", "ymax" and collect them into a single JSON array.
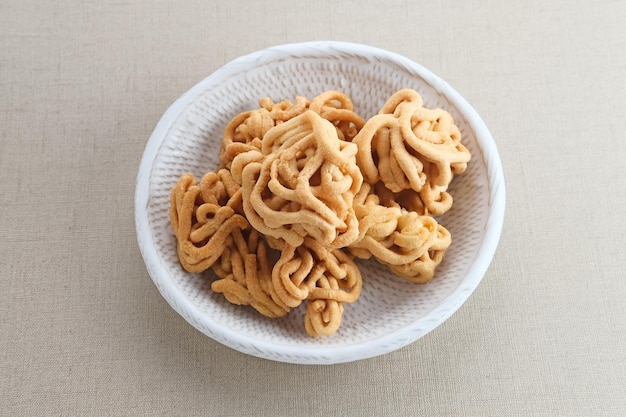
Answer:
[{"xmin": 137, "ymin": 42, "xmax": 501, "ymax": 364}]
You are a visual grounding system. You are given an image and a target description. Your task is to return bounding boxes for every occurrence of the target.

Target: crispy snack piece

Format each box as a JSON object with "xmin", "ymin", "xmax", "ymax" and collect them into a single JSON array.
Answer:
[
  {"xmin": 220, "ymin": 97, "xmax": 310, "ymax": 170},
  {"xmin": 170, "ymin": 89, "xmax": 469, "ymax": 338},
  {"xmin": 219, "ymin": 109, "xmax": 274, "ymax": 169},
  {"xmin": 259, "ymin": 95, "xmax": 310, "ymax": 123},
  {"xmin": 349, "ymin": 184, "xmax": 451, "ymax": 284},
  {"xmin": 170, "ymin": 171, "xmax": 248, "ymax": 273},
  {"xmin": 221, "ymin": 91, "xmax": 364, "ymax": 170},
  {"xmin": 271, "ymin": 237, "xmax": 362, "ymax": 337},
  {"xmin": 211, "ymin": 227, "xmax": 290, "ymax": 318},
  {"xmin": 171, "ymin": 169, "xmax": 290, "ymax": 317},
  {"xmin": 237, "ymin": 110, "xmax": 363, "ymax": 249},
  {"xmin": 353, "ymin": 89, "xmax": 471, "ymax": 215},
  {"xmin": 259, "ymin": 91, "xmax": 365, "ymax": 141},
  {"xmin": 303, "ymin": 239, "xmax": 362, "ymax": 338},
  {"xmin": 372, "ymin": 181, "xmax": 427, "ymax": 215},
  {"xmin": 384, "ymin": 222, "xmax": 451, "ymax": 284},
  {"xmin": 309, "ymin": 90, "xmax": 365, "ymax": 141}
]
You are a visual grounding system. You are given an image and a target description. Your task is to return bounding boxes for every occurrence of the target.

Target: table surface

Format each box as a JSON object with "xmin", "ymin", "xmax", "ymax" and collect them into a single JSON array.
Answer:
[{"xmin": 2, "ymin": 1, "xmax": 625, "ymax": 415}]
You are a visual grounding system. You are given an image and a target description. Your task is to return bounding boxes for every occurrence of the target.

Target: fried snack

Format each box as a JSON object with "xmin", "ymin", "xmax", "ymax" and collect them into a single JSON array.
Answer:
[
  {"xmin": 372, "ymin": 181, "xmax": 427, "ymax": 215},
  {"xmin": 270, "ymin": 236, "xmax": 362, "ymax": 337},
  {"xmin": 353, "ymin": 89, "xmax": 471, "ymax": 215},
  {"xmin": 219, "ymin": 108, "xmax": 274, "ymax": 169},
  {"xmin": 349, "ymin": 184, "xmax": 451, "ymax": 283},
  {"xmin": 220, "ymin": 97, "xmax": 309, "ymax": 170},
  {"xmin": 259, "ymin": 96, "xmax": 310, "ymax": 123},
  {"xmin": 211, "ymin": 227, "xmax": 290, "ymax": 318},
  {"xmin": 303, "ymin": 238, "xmax": 362, "ymax": 338},
  {"xmin": 170, "ymin": 172, "xmax": 248, "ymax": 273},
  {"xmin": 170, "ymin": 88, "xmax": 470, "ymax": 338},
  {"xmin": 198, "ymin": 167, "xmax": 244, "ymax": 212},
  {"xmin": 171, "ymin": 169, "xmax": 290, "ymax": 317},
  {"xmin": 385, "ymin": 222, "xmax": 451, "ymax": 283},
  {"xmin": 237, "ymin": 110, "xmax": 363, "ymax": 249},
  {"xmin": 379, "ymin": 87, "xmax": 423, "ymax": 115},
  {"xmin": 309, "ymin": 90, "xmax": 365, "ymax": 141},
  {"xmin": 220, "ymin": 91, "xmax": 364, "ymax": 170},
  {"xmin": 304, "ymin": 279, "xmax": 345, "ymax": 338}
]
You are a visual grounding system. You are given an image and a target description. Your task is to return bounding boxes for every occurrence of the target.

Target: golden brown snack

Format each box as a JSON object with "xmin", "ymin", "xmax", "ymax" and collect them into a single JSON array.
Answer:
[
  {"xmin": 170, "ymin": 88, "xmax": 470, "ymax": 338},
  {"xmin": 270, "ymin": 236, "xmax": 362, "ymax": 337},
  {"xmin": 353, "ymin": 89, "xmax": 471, "ymax": 215},
  {"xmin": 309, "ymin": 90, "xmax": 365, "ymax": 141},
  {"xmin": 170, "ymin": 172, "xmax": 249, "ymax": 273},
  {"xmin": 349, "ymin": 183, "xmax": 451, "ymax": 283},
  {"xmin": 259, "ymin": 96, "xmax": 310, "ymax": 123},
  {"xmin": 198, "ymin": 168, "xmax": 244, "ymax": 213},
  {"xmin": 302, "ymin": 238, "xmax": 361, "ymax": 337},
  {"xmin": 221, "ymin": 91, "xmax": 364, "ymax": 170},
  {"xmin": 211, "ymin": 227, "xmax": 290, "ymax": 318},
  {"xmin": 171, "ymin": 169, "xmax": 289, "ymax": 317},
  {"xmin": 385, "ymin": 222, "xmax": 451, "ymax": 284},
  {"xmin": 372, "ymin": 181, "xmax": 427, "ymax": 215},
  {"xmin": 219, "ymin": 108, "xmax": 274, "ymax": 169},
  {"xmin": 304, "ymin": 280, "xmax": 345, "ymax": 338},
  {"xmin": 237, "ymin": 110, "xmax": 363, "ymax": 249}
]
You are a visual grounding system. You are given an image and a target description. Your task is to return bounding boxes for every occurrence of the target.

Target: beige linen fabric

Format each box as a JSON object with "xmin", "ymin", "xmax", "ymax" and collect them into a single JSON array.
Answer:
[{"xmin": 1, "ymin": 0, "xmax": 625, "ymax": 415}]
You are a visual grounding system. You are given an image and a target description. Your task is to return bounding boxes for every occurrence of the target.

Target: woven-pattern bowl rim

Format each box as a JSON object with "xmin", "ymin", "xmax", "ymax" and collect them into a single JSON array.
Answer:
[{"xmin": 135, "ymin": 41, "xmax": 506, "ymax": 364}]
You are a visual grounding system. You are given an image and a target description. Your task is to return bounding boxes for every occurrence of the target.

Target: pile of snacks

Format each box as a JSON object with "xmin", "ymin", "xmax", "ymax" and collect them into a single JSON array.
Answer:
[{"xmin": 170, "ymin": 89, "xmax": 471, "ymax": 337}]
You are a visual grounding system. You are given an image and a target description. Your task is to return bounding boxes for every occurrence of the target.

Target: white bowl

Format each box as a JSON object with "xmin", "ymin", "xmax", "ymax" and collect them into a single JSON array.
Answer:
[{"xmin": 135, "ymin": 41, "xmax": 505, "ymax": 365}]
